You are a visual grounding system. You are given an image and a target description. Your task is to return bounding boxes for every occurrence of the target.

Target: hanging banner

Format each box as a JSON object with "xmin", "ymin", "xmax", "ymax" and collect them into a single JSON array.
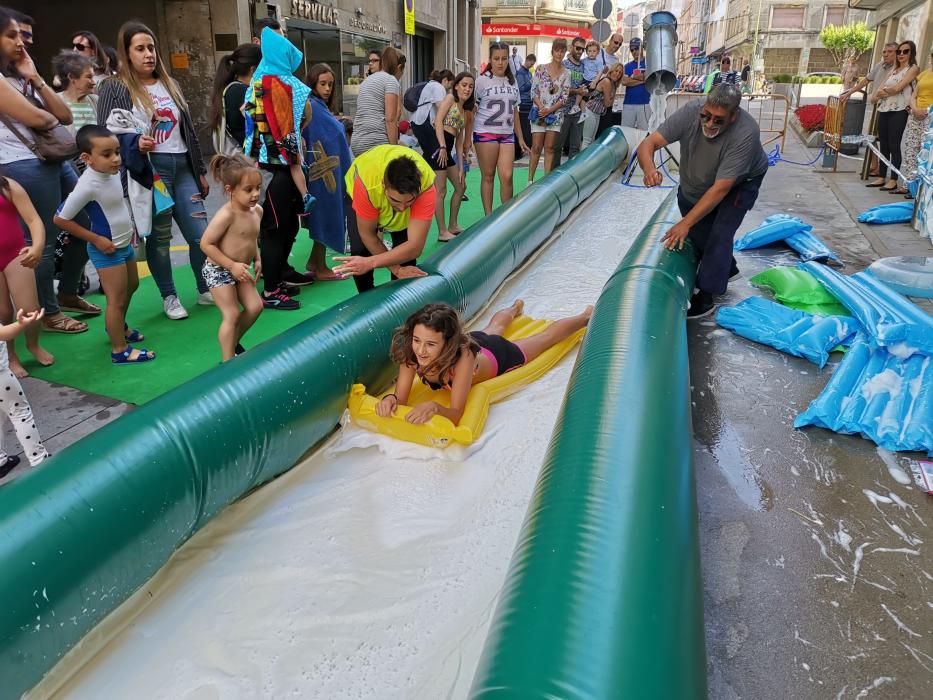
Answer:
[{"xmin": 405, "ymin": 0, "xmax": 415, "ymax": 35}]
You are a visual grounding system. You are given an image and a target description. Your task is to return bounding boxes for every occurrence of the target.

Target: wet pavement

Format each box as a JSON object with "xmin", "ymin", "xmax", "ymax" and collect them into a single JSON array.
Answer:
[{"xmin": 691, "ymin": 135, "xmax": 932, "ymax": 698}]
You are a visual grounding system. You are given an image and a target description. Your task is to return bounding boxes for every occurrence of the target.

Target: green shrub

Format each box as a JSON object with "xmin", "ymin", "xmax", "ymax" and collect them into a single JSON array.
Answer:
[{"xmin": 772, "ymin": 73, "xmax": 791, "ymax": 83}]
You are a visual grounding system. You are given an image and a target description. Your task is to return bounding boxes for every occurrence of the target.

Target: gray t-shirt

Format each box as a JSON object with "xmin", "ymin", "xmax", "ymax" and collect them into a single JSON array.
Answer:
[
  {"xmin": 658, "ymin": 100, "xmax": 769, "ymax": 204},
  {"xmin": 350, "ymin": 71, "xmax": 401, "ymax": 157},
  {"xmin": 866, "ymin": 61, "xmax": 892, "ymax": 92}
]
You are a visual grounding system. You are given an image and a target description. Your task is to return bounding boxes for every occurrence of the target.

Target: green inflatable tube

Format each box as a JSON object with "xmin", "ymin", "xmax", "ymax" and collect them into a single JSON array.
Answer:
[
  {"xmin": 469, "ymin": 193, "xmax": 707, "ymax": 699},
  {"xmin": 0, "ymin": 130, "xmax": 630, "ymax": 697}
]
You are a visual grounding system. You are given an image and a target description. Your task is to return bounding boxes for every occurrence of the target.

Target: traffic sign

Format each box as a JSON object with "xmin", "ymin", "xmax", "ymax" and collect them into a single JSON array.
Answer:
[
  {"xmin": 591, "ymin": 20, "xmax": 612, "ymax": 43},
  {"xmin": 592, "ymin": 0, "xmax": 612, "ymax": 20}
]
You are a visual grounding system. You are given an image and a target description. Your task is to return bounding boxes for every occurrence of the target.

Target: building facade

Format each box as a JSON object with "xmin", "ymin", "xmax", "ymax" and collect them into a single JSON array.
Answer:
[
  {"xmin": 15, "ymin": 0, "xmax": 481, "ymax": 146},
  {"xmin": 480, "ymin": 0, "xmax": 594, "ymax": 64},
  {"xmin": 674, "ymin": 1, "xmax": 875, "ymax": 80},
  {"xmin": 855, "ymin": 0, "xmax": 931, "ymax": 71}
]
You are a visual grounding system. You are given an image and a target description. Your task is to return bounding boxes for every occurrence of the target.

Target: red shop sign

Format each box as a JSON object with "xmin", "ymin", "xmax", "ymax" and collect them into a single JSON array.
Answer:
[{"xmin": 482, "ymin": 23, "xmax": 592, "ymax": 40}]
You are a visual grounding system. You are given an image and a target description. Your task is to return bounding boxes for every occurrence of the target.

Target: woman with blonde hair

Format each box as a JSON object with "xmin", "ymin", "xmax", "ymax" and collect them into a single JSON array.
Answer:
[{"xmin": 97, "ymin": 21, "xmax": 211, "ymax": 320}]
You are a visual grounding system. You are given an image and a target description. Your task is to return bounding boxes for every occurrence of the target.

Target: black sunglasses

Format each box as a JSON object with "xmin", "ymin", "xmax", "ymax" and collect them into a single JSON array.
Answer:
[
  {"xmin": 896, "ymin": 48, "xmax": 911, "ymax": 55},
  {"xmin": 699, "ymin": 110, "xmax": 727, "ymax": 127},
  {"xmin": 73, "ymin": 42, "xmax": 92, "ymax": 51}
]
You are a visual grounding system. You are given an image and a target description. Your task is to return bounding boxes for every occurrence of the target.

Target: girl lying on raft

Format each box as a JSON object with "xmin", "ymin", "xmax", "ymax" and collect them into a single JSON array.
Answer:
[{"xmin": 377, "ymin": 301, "xmax": 593, "ymax": 425}]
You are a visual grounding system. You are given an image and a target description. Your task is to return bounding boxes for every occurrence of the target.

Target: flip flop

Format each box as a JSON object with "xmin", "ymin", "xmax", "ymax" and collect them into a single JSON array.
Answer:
[
  {"xmin": 866, "ymin": 181, "xmax": 886, "ymax": 187},
  {"xmin": 111, "ymin": 346, "xmax": 156, "ymax": 364}
]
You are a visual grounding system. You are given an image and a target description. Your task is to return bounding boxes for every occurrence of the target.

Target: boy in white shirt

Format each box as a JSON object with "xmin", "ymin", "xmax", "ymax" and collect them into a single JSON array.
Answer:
[{"xmin": 54, "ymin": 125, "xmax": 155, "ymax": 365}]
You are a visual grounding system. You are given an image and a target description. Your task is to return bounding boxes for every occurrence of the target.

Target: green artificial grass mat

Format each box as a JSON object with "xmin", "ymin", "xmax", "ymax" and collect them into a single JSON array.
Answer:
[{"xmin": 24, "ymin": 168, "xmax": 532, "ymax": 404}]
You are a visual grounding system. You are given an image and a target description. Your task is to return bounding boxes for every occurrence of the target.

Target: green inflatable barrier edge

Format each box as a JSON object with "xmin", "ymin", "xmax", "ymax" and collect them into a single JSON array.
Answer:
[
  {"xmin": 0, "ymin": 129, "xmax": 629, "ymax": 697},
  {"xmin": 469, "ymin": 192, "xmax": 708, "ymax": 699}
]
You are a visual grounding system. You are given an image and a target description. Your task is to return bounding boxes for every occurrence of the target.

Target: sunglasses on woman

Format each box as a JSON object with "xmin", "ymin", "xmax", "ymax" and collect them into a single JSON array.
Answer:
[
  {"xmin": 73, "ymin": 42, "xmax": 92, "ymax": 51},
  {"xmin": 896, "ymin": 48, "xmax": 911, "ymax": 55}
]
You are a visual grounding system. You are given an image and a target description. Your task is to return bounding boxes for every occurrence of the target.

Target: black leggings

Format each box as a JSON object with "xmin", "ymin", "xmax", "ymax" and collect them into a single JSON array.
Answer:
[
  {"xmin": 345, "ymin": 197, "xmax": 416, "ymax": 293},
  {"xmin": 876, "ymin": 110, "xmax": 909, "ymax": 181},
  {"xmin": 258, "ymin": 166, "xmax": 301, "ymax": 292}
]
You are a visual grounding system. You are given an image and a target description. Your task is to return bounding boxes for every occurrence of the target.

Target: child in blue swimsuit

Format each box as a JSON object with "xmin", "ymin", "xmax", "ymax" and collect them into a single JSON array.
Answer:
[{"xmin": 377, "ymin": 300, "xmax": 592, "ymax": 426}]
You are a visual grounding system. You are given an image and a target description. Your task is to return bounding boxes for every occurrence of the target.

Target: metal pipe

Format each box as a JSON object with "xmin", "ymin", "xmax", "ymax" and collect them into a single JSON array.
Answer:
[{"xmin": 643, "ymin": 11, "xmax": 679, "ymax": 94}]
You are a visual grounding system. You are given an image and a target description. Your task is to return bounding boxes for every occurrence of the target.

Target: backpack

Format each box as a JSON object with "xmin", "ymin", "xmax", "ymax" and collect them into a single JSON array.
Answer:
[{"xmin": 403, "ymin": 81, "xmax": 430, "ymax": 113}]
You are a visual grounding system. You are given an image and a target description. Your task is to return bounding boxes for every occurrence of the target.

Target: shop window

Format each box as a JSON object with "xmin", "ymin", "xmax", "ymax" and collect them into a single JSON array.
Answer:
[
  {"xmin": 341, "ymin": 33, "xmax": 389, "ymax": 116},
  {"xmin": 770, "ymin": 7, "xmax": 805, "ymax": 30}
]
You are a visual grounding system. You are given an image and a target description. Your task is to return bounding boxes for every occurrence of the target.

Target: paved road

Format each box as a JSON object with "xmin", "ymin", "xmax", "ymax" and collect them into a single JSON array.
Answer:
[{"xmin": 692, "ymin": 136, "xmax": 932, "ymax": 698}]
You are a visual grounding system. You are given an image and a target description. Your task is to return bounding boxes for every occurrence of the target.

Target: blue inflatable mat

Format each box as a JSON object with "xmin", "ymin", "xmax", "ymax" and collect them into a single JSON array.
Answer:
[
  {"xmin": 795, "ymin": 332, "xmax": 932, "ymax": 454},
  {"xmin": 716, "ymin": 297, "xmax": 856, "ymax": 368},
  {"xmin": 800, "ymin": 262, "xmax": 933, "ymax": 358},
  {"xmin": 856, "ymin": 201, "xmax": 914, "ymax": 225},
  {"xmin": 867, "ymin": 257, "xmax": 933, "ymax": 299},
  {"xmin": 734, "ymin": 214, "xmax": 840, "ymax": 263}
]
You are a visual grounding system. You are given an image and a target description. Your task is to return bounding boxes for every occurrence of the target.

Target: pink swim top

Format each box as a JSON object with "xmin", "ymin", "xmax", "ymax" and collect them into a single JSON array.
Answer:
[{"xmin": 0, "ymin": 192, "xmax": 25, "ymax": 270}]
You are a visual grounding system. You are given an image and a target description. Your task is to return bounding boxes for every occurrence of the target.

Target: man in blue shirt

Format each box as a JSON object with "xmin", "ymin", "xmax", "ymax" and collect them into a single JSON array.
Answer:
[
  {"xmin": 554, "ymin": 36, "xmax": 587, "ymax": 166},
  {"xmin": 515, "ymin": 54, "xmax": 535, "ymax": 160},
  {"xmin": 621, "ymin": 38, "xmax": 651, "ymax": 130}
]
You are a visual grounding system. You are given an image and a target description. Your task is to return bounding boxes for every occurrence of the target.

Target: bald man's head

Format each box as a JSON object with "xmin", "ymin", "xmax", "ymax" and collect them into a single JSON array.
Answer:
[{"xmin": 607, "ymin": 34, "xmax": 624, "ymax": 54}]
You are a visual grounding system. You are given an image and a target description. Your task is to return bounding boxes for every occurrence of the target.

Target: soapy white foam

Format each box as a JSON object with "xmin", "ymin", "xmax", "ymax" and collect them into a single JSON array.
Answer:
[
  {"xmin": 876, "ymin": 447, "xmax": 912, "ymax": 486},
  {"xmin": 860, "ymin": 369, "xmax": 903, "ymax": 401},
  {"xmin": 887, "ymin": 342, "xmax": 918, "ymax": 360},
  {"xmin": 41, "ymin": 186, "xmax": 670, "ymax": 699}
]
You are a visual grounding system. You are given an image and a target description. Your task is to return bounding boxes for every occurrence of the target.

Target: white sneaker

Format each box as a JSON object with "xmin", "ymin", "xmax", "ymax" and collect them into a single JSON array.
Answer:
[
  {"xmin": 163, "ymin": 294, "xmax": 189, "ymax": 320},
  {"xmin": 197, "ymin": 291, "xmax": 215, "ymax": 306}
]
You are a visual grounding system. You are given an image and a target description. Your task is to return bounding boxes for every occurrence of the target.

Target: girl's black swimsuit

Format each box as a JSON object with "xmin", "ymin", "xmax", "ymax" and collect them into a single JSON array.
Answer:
[{"xmin": 421, "ymin": 331, "xmax": 527, "ymax": 390}]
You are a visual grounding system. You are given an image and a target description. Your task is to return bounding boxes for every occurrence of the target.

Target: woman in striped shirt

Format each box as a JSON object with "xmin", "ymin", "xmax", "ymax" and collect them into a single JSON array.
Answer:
[{"xmin": 52, "ymin": 52, "xmax": 97, "ymax": 135}]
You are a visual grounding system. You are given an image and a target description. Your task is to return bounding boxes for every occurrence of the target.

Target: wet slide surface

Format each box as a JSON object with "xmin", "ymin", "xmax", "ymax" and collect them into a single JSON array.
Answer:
[{"xmin": 42, "ymin": 185, "xmax": 668, "ymax": 699}]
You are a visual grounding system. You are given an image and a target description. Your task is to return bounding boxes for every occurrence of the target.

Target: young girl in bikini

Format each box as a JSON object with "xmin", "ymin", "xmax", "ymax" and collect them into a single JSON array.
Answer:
[
  {"xmin": 199, "ymin": 154, "xmax": 264, "ymax": 361},
  {"xmin": 377, "ymin": 300, "xmax": 592, "ymax": 425}
]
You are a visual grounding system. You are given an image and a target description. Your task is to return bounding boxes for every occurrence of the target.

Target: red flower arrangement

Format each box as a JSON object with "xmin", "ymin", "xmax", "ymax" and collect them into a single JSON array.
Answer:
[{"xmin": 794, "ymin": 104, "xmax": 826, "ymax": 132}]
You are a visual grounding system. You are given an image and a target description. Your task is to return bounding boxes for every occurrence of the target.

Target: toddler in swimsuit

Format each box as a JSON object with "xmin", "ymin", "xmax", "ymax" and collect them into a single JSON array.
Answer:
[
  {"xmin": 377, "ymin": 300, "xmax": 593, "ymax": 426},
  {"xmin": 199, "ymin": 154, "xmax": 264, "ymax": 362}
]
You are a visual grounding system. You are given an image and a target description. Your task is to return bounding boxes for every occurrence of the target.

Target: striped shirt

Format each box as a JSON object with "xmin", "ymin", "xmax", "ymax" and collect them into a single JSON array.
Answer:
[
  {"xmin": 350, "ymin": 72, "xmax": 401, "ymax": 157},
  {"xmin": 64, "ymin": 96, "xmax": 97, "ymax": 134}
]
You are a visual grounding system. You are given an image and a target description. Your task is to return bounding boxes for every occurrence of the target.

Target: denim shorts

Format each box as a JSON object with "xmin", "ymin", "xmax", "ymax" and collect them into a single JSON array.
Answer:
[{"xmin": 87, "ymin": 242, "xmax": 135, "ymax": 270}]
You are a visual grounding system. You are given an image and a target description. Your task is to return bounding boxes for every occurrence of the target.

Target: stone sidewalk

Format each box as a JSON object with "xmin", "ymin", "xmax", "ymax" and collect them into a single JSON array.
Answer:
[{"xmin": 2, "ymin": 130, "xmax": 931, "ymax": 487}]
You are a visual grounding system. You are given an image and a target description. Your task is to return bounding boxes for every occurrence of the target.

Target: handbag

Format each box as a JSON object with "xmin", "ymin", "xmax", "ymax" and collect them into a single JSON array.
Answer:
[
  {"xmin": 0, "ymin": 85, "xmax": 77, "ymax": 162},
  {"xmin": 212, "ymin": 82, "xmax": 245, "ymax": 156}
]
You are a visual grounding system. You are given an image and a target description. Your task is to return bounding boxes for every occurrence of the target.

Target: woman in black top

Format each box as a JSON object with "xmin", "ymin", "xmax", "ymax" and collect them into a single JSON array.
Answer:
[{"xmin": 208, "ymin": 43, "xmax": 261, "ymax": 152}]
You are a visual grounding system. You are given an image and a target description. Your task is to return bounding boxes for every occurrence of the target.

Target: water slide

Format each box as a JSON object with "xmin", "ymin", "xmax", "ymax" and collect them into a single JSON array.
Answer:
[{"xmin": 4, "ymin": 129, "xmax": 705, "ymax": 699}]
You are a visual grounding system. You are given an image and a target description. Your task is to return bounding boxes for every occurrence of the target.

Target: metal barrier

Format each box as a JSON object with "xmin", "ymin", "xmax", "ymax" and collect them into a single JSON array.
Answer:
[
  {"xmin": 822, "ymin": 95, "xmax": 844, "ymax": 172},
  {"xmin": 665, "ymin": 92, "xmax": 788, "ymax": 150}
]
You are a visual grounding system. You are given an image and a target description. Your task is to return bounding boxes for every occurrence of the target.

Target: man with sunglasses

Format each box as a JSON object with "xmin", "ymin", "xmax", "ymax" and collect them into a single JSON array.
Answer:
[
  {"xmin": 621, "ymin": 38, "xmax": 650, "ymax": 130},
  {"xmin": 554, "ymin": 36, "xmax": 587, "ymax": 166},
  {"xmin": 636, "ymin": 84, "xmax": 769, "ymax": 318}
]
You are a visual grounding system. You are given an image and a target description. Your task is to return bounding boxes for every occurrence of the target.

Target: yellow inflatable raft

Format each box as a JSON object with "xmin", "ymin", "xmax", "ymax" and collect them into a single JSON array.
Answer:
[{"xmin": 347, "ymin": 315, "xmax": 585, "ymax": 448}]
